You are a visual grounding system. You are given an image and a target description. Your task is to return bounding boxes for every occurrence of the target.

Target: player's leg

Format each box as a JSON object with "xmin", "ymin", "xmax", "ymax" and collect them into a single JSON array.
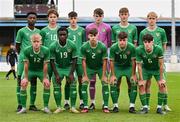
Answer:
[
  {"xmin": 125, "ymin": 68, "xmax": 137, "ymax": 113},
  {"xmin": 145, "ymin": 79, "xmax": 151, "ymax": 110},
  {"xmin": 138, "ymin": 70, "xmax": 149, "ymax": 114},
  {"xmin": 76, "ymin": 64, "xmax": 84, "ymax": 109},
  {"xmin": 16, "ymin": 55, "xmax": 23, "ymax": 111},
  {"xmin": 98, "ymin": 70, "xmax": 110, "ymax": 113},
  {"xmin": 81, "ymin": 70, "xmax": 93, "ymax": 113},
  {"xmin": 5, "ymin": 61, "xmax": 14, "ymax": 79},
  {"xmin": 17, "ymin": 71, "xmax": 31, "ymax": 114},
  {"xmin": 162, "ymin": 66, "xmax": 171, "ymax": 111},
  {"xmin": 29, "ymin": 77, "xmax": 38, "ymax": 111},
  {"xmin": 68, "ymin": 76, "xmax": 79, "ymax": 113},
  {"xmin": 52, "ymin": 68, "xmax": 64, "ymax": 114},
  {"xmin": 64, "ymin": 77, "xmax": 70, "ymax": 110},
  {"xmin": 11, "ymin": 65, "xmax": 17, "ymax": 79},
  {"xmin": 155, "ymin": 73, "xmax": 167, "ymax": 114},
  {"xmin": 89, "ymin": 74, "xmax": 96, "ymax": 110},
  {"xmin": 110, "ymin": 67, "xmax": 120, "ymax": 113},
  {"xmin": 37, "ymin": 72, "xmax": 51, "ymax": 114}
]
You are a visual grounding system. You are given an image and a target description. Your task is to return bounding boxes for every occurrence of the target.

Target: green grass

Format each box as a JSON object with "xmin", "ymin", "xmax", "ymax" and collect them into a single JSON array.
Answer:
[{"xmin": 0, "ymin": 72, "xmax": 180, "ymax": 122}]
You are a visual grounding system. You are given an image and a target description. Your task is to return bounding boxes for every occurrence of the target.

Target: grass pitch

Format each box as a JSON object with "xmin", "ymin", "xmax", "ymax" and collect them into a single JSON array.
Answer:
[{"xmin": 0, "ymin": 72, "xmax": 180, "ymax": 122}]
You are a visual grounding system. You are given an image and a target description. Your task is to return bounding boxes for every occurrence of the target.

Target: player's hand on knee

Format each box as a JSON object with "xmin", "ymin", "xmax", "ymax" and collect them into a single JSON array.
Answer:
[
  {"xmin": 101, "ymin": 75, "xmax": 108, "ymax": 83},
  {"xmin": 159, "ymin": 79, "xmax": 166, "ymax": 88},
  {"xmin": 130, "ymin": 75, "xmax": 137, "ymax": 85},
  {"xmin": 82, "ymin": 76, "xmax": 89, "ymax": 83},
  {"xmin": 138, "ymin": 80, "xmax": 145, "ymax": 86},
  {"xmin": 110, "ymin": 75, "xmax": 117, "ymax": 85},
  {"xmin": 43, "ymin": 78, "xmax": 50, "ymax": 89},
  {"xmin": 21, "ymin": 78, "xmax": 28, "ymax": 88}
]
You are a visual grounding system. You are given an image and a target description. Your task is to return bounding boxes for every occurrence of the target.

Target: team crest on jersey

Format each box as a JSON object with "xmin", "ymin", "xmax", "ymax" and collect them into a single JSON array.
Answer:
[
  {"xmin": 56, "ymin": 48, "xmax": 59, "ymax": 53},
  {"xmin": 86, "ymin": 49, "xmax": 90, "ymax": 53},
  {"xmin": 39, "ymin": 52, "xmax": 44, "ymax": 58},
  {"xmin": 67, "ymin": 48, "xmax": 72, "ymax": 52},
  {"xmin": 156, "ymin": 33, "xmax": 160, "ymax": 37},
  {"xmin": 97, "ymin": 49, "xmax": 102, "ymax": 53},
  {"xmin": 128, "ymin": 30, "xmax": 132, "ymax": 34},
  {"xmin": 126, "ymin": 51, "xmax": 130, "ymax": 55},
  {"xmin": 78, "ymin": 32, "xmax": 82, "ymax": 36},
  {"xmin": 152, "ymin": 54, "xmax": 157, "ymax": 58},
  {"xmin": 102, "ymin": 28, "xmax": 106, "ymax": 32}
]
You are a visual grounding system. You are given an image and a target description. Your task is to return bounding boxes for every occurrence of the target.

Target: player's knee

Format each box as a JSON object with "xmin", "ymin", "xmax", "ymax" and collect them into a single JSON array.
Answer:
[{"xmin": 138, "ymin": 85, "xmax": 145, "ymax": 93}]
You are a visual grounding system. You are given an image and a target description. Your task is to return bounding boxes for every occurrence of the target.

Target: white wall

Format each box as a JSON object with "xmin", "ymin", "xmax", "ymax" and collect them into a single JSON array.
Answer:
[{"xmin": 0, "ymin": 0, "xmax": 14, "ymax": 18}]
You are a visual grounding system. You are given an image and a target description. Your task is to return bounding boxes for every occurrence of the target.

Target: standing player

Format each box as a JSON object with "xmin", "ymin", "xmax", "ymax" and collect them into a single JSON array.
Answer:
[
  {"xmin": 112, "ymin": 7, "xmax": 138, "ymax": 45},
  {"xmin": 80, "ymin": 28, "xmax": 110, "ymax": 113},
  {"xmin": 136, "ymin": 34, "xmax": 167, "ymax": 114},
  {"xmin": 6, "ymin": 43, "xmax": 18, "ymax": 80},
  {"xmin": 111, "ymin": 7, "xmax": 138, "ymax": 108},
  {"xmin": 50, "ymin": 27, "xmax": 79, "ymax": 113},
  {"xmin": 85, "ymin": 8, "xmax": 111, "ymax": 110},
  {"xmin": 139, "ymin": 11, "xmax": 171, "ymax": 111},
  {"xmin": 17, "ymin": 34, "xmax": 51, "ymax": 114},
  {"xmin": 109, "ymin": 32, "xmax": 137, "ymax": 113},
  {"xmin": 64, "ymin": 11, "xmax": 86, "ymax": 110},
  {"xmin": 40, "ymin": 9, "xmax": 60, "ymax": 80},
  {"xmin": 15, "ymin": 12, "xmax": 40, "ymax": 112}
]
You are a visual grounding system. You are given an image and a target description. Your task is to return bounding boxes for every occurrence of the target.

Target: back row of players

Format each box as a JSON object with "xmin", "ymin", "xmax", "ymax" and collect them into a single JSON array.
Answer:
[{"xmin": 16, "ymin": 7, "xmax": 171, "ymax": 114}]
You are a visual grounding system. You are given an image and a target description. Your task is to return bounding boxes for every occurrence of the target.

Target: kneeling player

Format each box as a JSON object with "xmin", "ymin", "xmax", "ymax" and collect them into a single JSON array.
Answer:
[
  {"xmin": 136, "ymin": 34, "xmax": 167, "ymax": 115},
  {"xmin": 17, "ymin": 33, "xmax": 51, "ymax": 114}
]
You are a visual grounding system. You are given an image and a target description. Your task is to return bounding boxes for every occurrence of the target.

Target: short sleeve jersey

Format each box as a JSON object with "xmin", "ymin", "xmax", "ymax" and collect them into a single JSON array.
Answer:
[
  {"xmin": 110, "ymin": 42, "xmax": 136, "ymax": 67},
  {"xmin": 23, "ymin": 45, "xmax": 50, "ymax": 71},
  {"xmin": 50, "ymin": 39, "xmax": 78, "ymax": 68},
  {"xmin": 16, "ymin": 26, "xmax": 40, "ymax": 55},
  {"xmin": 40, "ymin": 25, "xmax": 60, "ymax": 48},
  {"xmin": 67, "ymin": 26, "xmax": 86, "ymax": 64},
  {"xmin": 139, "ymin": 27, "xmax": 168, "ymax": 49},
  {"xmin": 80, "ymin": 41, "xmax": 107, "ymax": 70},
  {"xmin": 136, "ymin": 45, "xmax": 163, "ymax": 70},
  {"xmin": 111, "ymin": 24, "xmax": 138, "ymax": 44}
]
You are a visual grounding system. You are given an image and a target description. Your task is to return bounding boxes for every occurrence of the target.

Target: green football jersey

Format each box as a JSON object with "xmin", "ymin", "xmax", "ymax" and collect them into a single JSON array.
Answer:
[
  {"xmin": 23, "ymin": 45, "xmax": 50, "ymax": 71},
  {"xmin": 40, "ymin": 25, "xmax": 60, "ymax": 48},
  {"xmin": 16, "ymin": 26, "xmax": 40, "ymax": 55},
  {"xmin": 139, "ymin": 27, "xmax": 168, "ymax": 49},
  {"xmin": 50, "ymin": 39, "xmax": 78, "ymax": 68},
  {"xmin": 111, "ymin": 23, "xmax": 138, "ymax": 44},
  {"xmin": 80, "ymin": 41, "xmax": 108, "ymax": 70},
  {"xmin": 110, "ymin": 42, "xmax": 136, "ymax": 67},
  {"xmin": 67, "ymin": 26, "xmax": 86, "ymax": 64},
  {"xmin": 136, "ymin": 45, "xmax": 163, "ymax": 70}
]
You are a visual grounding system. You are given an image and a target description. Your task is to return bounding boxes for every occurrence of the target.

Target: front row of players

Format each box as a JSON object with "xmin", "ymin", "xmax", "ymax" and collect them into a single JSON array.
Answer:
[{"xmin": 17, "ymin": 27, "xmax": 168, "ymax": 115}]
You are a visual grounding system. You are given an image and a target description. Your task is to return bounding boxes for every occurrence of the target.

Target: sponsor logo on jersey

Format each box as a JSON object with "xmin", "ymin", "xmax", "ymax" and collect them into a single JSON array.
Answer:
[
  {"xmin": 30, "ymin": 54, "xmax": 34, "ymax": 57},
  {"xmin": 115, "ymin": 51, "xmax": 119, "ymax": 54},
  {"xmin": 153, "ymin": 54, "xmax": 157, "ymax": 58},
  {"xmin": 128, "ymin": 30, "xmax": 132, "ymax": 34}
]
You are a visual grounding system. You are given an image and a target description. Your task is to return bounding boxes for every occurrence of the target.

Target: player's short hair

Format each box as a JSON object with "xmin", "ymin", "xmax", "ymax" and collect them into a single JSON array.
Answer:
[
  {"xmin": 26, "ymin": 12, "xmax": 37, "ymax": 18},
  {"xmin": 147, "ymin": 11, "xmax": 158, "ymax": 18},
  {"xmin": 31, "ymin": 33, "xmax": 42, "ymax": 42},
  {"xmin": 68, "ymin": 11, "xmax": 78, "ymax": 18},
  {"xmin": 94, "ymin": 8, "xmax": 104, "ymax": 16},
  {"xmin": 143, "ymin": 34, "xmax": 154, "ymax": 42},
  {"xmin": 57, "ymin": 27, "xmax": 68, "ymax": 35},
  {"xmin": 47, "ymin": 9, "xmax": 59, "ymax": 17},
  {"xmin": 88, "ymin": 28, "xmax": 98, "ymax": 36},
  {"xmin": 119, "ymin": 7, "xmax": 129, "ymax": 14},
  {"xmin": 118, "ymin": 32, "xmax": 128, "ymax": 39}
]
